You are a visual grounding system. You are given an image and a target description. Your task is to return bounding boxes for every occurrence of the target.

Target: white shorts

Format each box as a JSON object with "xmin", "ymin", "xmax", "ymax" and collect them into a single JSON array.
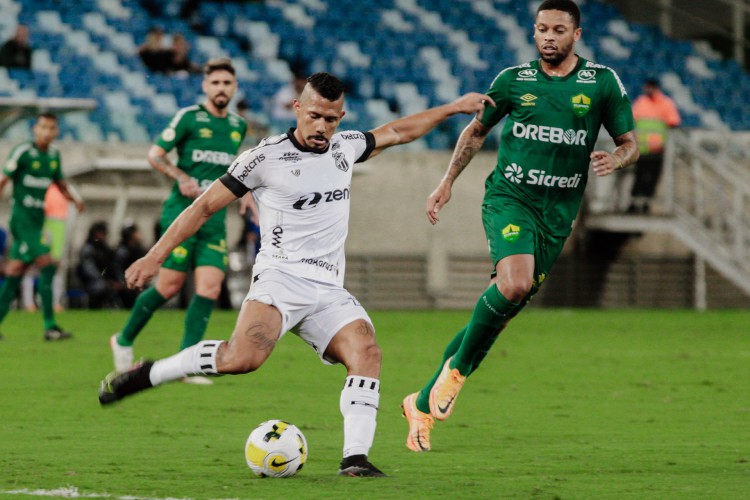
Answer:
[{"xmin": 244, "ymin": 268, "xmax": 373, "ymax": 364}]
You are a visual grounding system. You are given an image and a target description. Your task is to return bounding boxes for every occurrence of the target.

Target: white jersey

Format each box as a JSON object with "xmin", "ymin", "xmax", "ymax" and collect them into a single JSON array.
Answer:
[{"xmin": 221, "ymin": 129, "xmax": 375, "ymax": 286}]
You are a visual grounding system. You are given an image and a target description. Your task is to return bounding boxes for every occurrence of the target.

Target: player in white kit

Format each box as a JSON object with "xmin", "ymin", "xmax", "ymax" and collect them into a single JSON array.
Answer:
[{"xmin": 98, "ymin": 72, "xmax": 493, "ymax": 476}]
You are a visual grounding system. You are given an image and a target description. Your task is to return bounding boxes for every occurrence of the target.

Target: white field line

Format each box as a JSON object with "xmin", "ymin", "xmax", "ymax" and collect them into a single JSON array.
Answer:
[{"xmin": 0, "ymin": 487, "xmax": 243, "ymax": 500}]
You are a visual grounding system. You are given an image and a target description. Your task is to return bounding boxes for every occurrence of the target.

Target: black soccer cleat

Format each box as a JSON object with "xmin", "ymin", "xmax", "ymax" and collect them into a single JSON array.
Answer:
[
  {"xmin": 99, "ymin": 361, "xmax": 155, "ymax": 405},
  {"xmin": 44, "ymin": 326, "xmax": 73, "ymax": 341},
  {"xmin": 337, "ymin": 455, "xmax": 387, "ymax": 477}
]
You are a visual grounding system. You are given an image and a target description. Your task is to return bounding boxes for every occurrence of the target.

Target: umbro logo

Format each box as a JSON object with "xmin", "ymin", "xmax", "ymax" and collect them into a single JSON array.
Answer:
[
  {"xmin": 520, "ymin": 93, "xmax": 537, "ymax": 107},
  {"xmin": 291, "ymin": 169, "xmax": 300, "ymax": 176}
]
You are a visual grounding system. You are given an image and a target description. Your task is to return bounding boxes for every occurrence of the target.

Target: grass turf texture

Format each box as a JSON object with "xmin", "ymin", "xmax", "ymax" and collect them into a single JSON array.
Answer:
[{"xmin": 0, "ymin": 309, "xmax": 748, "ymax": 499}]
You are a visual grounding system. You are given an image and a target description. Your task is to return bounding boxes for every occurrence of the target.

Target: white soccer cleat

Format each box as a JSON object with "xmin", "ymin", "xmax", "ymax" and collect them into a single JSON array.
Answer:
[
  {"xmin": 181, "ymin": 375, "xmax": 214, "ymax": 385},
  {"xmin": 110, "ymin": 334, "xmax": 134, "ymax": 373}
]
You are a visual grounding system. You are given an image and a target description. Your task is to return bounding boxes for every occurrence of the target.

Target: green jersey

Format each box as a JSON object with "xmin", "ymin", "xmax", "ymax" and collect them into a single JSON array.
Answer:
[
  {"xmin": 3, "ymin": 141, "xmax": 62, "ymax": 228},
  {"xmin": 480, "ymin": 57, "xmax": 634, "ymax": 236},
  {"xmin": 155, "ymin": 104, "xmax": 247, "ymax": 229}
]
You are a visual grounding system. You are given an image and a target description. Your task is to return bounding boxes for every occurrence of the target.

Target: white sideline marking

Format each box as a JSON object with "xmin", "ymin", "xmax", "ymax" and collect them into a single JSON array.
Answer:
[{"xmin": 1, "ymin": 488, "xmax": 243, "ymax": 500}]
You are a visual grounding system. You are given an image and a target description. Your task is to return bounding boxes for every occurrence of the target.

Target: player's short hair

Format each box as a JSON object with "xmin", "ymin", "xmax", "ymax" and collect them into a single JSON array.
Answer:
[
  {"xmin": 644, "ymin": 78, "xmax": 660, "ymax": 88},
  {"xmin": 306, "ymin": 72, "xmax": 345, "ymax": 102},
  {"xmin": 537, "ymin": 0, "xmax": 581, "ymax": 28},
  {"xmin": 204, "ymin": 57, "xmax": 236, "ymax": 76},
  {"xmin": 36, "ymin": 112, "xmax": 58, "ymax": 122}
]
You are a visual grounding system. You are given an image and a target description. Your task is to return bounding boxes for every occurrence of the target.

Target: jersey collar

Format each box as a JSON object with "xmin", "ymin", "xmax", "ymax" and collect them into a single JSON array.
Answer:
[
  {"xmin": 536, "ymin": 55, "xmax": 585, "ymax": 81},
  {"xmin": 287, "ymin": 128, "xmax": 330, "ymax": 154}
]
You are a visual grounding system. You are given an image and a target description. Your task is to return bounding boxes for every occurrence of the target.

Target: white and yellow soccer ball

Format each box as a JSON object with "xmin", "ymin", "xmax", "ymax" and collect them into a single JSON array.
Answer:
[{"xmin": 245, "ymin": 420, "xmax": 308, "ymax": 478}]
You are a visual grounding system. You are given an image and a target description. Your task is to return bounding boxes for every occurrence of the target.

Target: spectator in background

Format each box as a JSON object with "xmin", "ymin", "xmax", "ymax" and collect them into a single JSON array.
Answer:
[
  {"xmin": 78, "ymin": 221, "xmax": 122, "ymax": 309},
  {"xmin": 270, "ymin": 69, "xmax": 308, "ymax": 123},
  {"xmin": 138, "ymin": 26, "xmax": 172, "ymax": 73},
  {"xmin": 628, "ymin": 78, "xmax": 681, "ymax": 214},
  {"xmin": 114, "ymin": 222, "xmax": 147, "ymax": 308},
  {"xmin": 0, "ymin": 25, "xmax": 32, "ymax": 69},
  {"xmin": 169, "ymin": 33, "xmax": 200, "ymax": 76}
]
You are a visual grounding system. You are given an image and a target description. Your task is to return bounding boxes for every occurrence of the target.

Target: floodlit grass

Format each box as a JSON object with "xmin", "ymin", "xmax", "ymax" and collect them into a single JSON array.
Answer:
[{"xmin": 0, "ymin": 308, "xmax": 748, "ymax": 499}]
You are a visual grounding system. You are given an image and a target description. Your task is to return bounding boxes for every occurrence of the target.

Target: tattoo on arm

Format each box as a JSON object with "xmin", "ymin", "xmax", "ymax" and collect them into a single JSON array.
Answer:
[
  {"xmin": 444, "ymin": 120, "xmax": 489, "ymax": 183},
  {"xmin": 612, "ymin": 131, "xmax": 639, "ymax": 168}
]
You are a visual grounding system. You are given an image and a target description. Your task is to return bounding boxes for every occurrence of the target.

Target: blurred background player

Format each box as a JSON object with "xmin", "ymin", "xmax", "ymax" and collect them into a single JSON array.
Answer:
[
  {"xmin": 0, "ymin": 113, "xmax": 85, "ymax": 340},
  {"xmin": 627, "ymin": 78, "xmax": 681, "ymax": 214},
  {"xmin": 401, "ymin": 0, "xmax": 638, "ymax": 452},
  {"xmin": 109, "ymin": 57, "xmax": 247, "ymax": 379}
]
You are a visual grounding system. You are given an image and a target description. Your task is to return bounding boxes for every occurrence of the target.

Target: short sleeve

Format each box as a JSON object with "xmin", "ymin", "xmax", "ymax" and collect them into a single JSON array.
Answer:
[
  {"xmin": 3, "ymin": 144, "xmax": 26, "ymax": 177},
  {"xmin": 479, "ymin": 69, "xmax": 512, "ymax": 128},
  {"xmin": 337, "ymin": 131, "xmax": 375, "ymax": 163},
  {"xmin": 226, "ymin": 146, "xmax": 267, "ymax": 191},
  {"xmin": 601, "ymin": 69, "xmax": 635, "ymax": 138},
  {"xmin": 155, "ymin": 109, "xmax": 191, "ymax": 151}
]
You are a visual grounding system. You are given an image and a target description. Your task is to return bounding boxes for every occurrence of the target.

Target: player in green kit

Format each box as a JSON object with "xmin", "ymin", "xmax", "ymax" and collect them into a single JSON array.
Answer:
[
  {"xmin": 110, "ymin": 58, "xmax": 247, "ymax": 378},
  {"xmin": 0, "ymin": 113, "xmax": 85, "ymax": 341},
  {"xmin": 401, "ymin": 0, "xmax": 640, "ymax": 452}
]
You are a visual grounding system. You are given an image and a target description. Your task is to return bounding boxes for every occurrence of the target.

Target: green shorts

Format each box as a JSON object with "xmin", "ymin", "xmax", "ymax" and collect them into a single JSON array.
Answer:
[
  {"xmin": 9, "ymin": 222, "xmax": 50, "ymax": 263},
  {"xmin": 482, "ymin": 201, "xmax": 567, "ymax": 297},
  {"xmin": 160, "ymin": 218, "xmax": 228, "ymax": 272}
]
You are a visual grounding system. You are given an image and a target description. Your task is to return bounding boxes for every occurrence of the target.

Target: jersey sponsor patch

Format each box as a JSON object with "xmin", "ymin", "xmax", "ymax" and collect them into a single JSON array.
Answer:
[
  {"xmin": 161, "ymin": 128, "xmax": 176, "ymax": 142},
  {"xmin": 504, "ymin": 163, "xmax": 582, "ymax": 189},
  {"xmin": 576, "ymin": 69, "xmax": 597, "ymax": 83},
  {"xmin": 512, "ymin": 122, "xmax": 587, "ymax": 146}
]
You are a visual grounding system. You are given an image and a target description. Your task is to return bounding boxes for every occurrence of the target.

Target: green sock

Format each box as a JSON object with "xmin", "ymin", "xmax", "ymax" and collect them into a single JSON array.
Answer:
[
  {"xmin": 415, "ymin": 325, "xmax": 467, "ymax": 414},
  {"xmin": 118, "ymin": 287, "xmax": 167, "ymax": 346},
  {"xmin": 39, "ymin": 265, "xmax": 57, "ymax": 330},
  {"xmin": 0, "ymin": 275, "xmax": 21, "ymax": 325},
  {"xmin": 450, "ymin": 285, "xmax": 519, "ymax": 375},
  {"xmin": 180, "ymin": 295, "xmax": 215, "ymax": 350}
]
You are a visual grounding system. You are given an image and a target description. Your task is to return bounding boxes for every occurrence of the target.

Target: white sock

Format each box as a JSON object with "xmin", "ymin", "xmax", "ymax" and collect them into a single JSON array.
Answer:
[
  {"xmin": 340, "ymin": 375, "xmax": 380, "ymax": 458},
  {"xmin": 149, "ymin": 340, "xmax": 223, "ymax": 386}
]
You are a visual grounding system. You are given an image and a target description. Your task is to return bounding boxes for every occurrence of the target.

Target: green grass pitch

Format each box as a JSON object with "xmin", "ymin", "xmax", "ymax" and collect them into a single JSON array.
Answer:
[{"xmin": 0, "ymin": 308, "xmax": 748, "ymax": 499}]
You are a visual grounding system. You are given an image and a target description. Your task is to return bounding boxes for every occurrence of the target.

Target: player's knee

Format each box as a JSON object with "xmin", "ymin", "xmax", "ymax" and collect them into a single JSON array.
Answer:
[
  {"xmin": 156, "ymin": 281, "xmax": 182, "ymax": 299},
  {"xmin": 360, "ymin": 341, "xmax": 382, "ymax": 369},
  {"xmin": 195, "ymin": 282, "xmax": 222, "ymax": 300},
  {"xmin": 497, "ymin": 278, "xmax": 532, "ymax": 303}
]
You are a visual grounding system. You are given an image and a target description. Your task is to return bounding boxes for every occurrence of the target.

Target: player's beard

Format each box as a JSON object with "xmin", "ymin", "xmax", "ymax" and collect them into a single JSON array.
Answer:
[
  {"xmin": 538, "ymin": 41, "xmax": 573, "ymax": 66},
  {"xmin": 211, "ymin": 94, "xmax": 230, "ymax": 109}
]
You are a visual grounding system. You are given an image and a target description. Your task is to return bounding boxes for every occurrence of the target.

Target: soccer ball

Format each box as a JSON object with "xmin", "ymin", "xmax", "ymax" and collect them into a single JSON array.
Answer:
[{"xmin": 244, "ymin": 420, "xmax": 308, "ymax": 478}]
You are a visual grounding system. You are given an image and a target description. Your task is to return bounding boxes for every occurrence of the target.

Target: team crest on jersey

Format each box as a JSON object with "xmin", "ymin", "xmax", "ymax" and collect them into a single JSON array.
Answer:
[
  {"xmin": 571, "ymin": 93, "xmax": 591, "ymax": 117},
  {"xmin": 50, "ymin": 160, "xmax": 58, "ymax": 170},
  {"xmin": 502, "ymin": 224, "xmax": 521, "ymax": 243},
  {"xmin": 199, "ymin": 128, "xmax": 213, "ymax": 139},
  {"xmin": 333, "ymin": 151, "xmax": 349, "ymax": 172},
  {"xmin": 231, "ymin": 130, "xmax": 242, "ymax": 143}
]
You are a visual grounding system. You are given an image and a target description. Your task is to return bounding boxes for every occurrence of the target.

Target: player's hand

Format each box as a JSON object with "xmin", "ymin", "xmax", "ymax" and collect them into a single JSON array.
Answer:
[
  {"xmin": 74, "ymin": 200, "xmax": 86, "ymax": 212},
  {"xmin": 426, "ymin": 181, "xmax": 452, "ymax": 225},
  {"xmin": 124, "ymin": 256, "xmax": 160, "ymax": 290},
  {"xmin": 590, "ymin": 151, "xmax": 622, "ymax": 177},
  {"xmin": 178, "ymin": 176, "xmax": 201, "ymax": 198},
  {"xmin": 452, "ymin": 92, "xmax": 496, "ymax": 117}
]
